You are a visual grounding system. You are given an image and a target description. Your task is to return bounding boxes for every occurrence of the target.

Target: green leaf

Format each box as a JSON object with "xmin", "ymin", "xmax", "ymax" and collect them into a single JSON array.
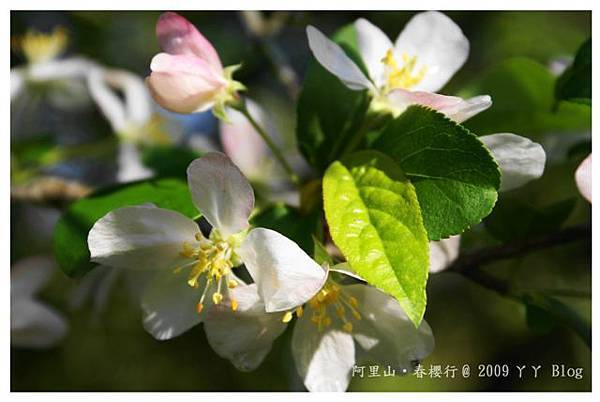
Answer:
[
  {"xmin": 462, "ymin": 58, "xmax": 591, "ymax": 136},
  {"xmin": 485, "ymin": 198, "xmax": 575, "ymax": 242},
  {"xmin": 250, "ymin": 203, "xmax": 321, "ymax": 254},
  {"xmin": 54, "ymin": 178, "xmax": 198, "ymax": 278},
  {"xmin": 312, "ymin": 236, "xmax": 333, "ymax": 266},
  {"xmin": 555, "ymin": 38, "xmax": 591, "ymax": 105},
  {"xmin": 372, "ymin": 106, "xmax": 500, "ymax": 240},
  {"xmin": 141, "ymin": 145, "xmax": 202, "ymax": 178},
  {"xmin": 522, "ymin": 292, "xmax": 591, "ymax": 347},
  {"xmin": 323, "ymin": 150, "xmax": 429, "ymax": 326},
  {"xmin": 296, "ymin": 24, "xmax": 370, "ymax": 173}
]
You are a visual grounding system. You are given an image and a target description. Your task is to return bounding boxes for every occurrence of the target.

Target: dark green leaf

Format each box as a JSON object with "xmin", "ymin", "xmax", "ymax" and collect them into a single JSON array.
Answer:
[
  {"xmin": 522, "ymin": 292, "xmax": 591, "ymax": 347},
  {"xmin": 141, "ymin": 145, "xmax": 202, "ymax": 178},
  {"xmin": 485, "ymin": 198, "xmax": 575, "ymax": 242},
  {"xmin": 462, "ymin": 58, "xmax": 591, "ymax": 136},
  {"xmin": 250, "ymin": 203, "xmax": 321, "ymax": 254},
  {"xmin": 555, "ymin": 38, "xmax": 591, "ymax": 105},
  {"xmin": 372, "ymin": 106, "xmax": 500, "ymax": 240},
  {"xmin": 54, "ymin": 178, "xmax": 198, "ymax": 278}
]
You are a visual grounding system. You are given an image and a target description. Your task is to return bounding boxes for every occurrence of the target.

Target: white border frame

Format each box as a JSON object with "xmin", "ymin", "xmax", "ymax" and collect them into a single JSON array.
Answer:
[{"xmin": 3, "ymin": 1, "xmax": 596, "ymax": 401}]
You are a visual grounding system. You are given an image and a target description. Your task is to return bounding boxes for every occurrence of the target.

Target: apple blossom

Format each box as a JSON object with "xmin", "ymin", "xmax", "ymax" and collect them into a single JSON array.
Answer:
[
  {"xmin": 87, "ymin": 152, "xmax": 325, "ymax": 369},
  {"xmin": 233, "ymin": 259, "xmax": 434, "ymax": 391},
  {"xmin": 11, "ymin": 256, "xmax": 68, "ymax": 348},
  {"xmin": 147, "ymin": 12, "xmax": 245, "ymax": 119},
  {"xmin": 306, "ymin": 12, "xmax": 492, "ymax": 121},
  {"xmin": 575, "ymin": 154, "xmax": 591, "ymax": 203}
]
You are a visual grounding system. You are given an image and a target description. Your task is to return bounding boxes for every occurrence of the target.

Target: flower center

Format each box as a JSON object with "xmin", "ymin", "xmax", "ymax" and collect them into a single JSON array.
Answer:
[
  {"xmin": 176, "ymin": 231, "xmax": 240, "ymax": 314},
  {"xmin": 380, "ymin": 49, "xmax": 427, "ymax": 93},
  {"xmin": 282, "ymin": 281, "xmax": 362, "ymax": 333},
  {"xmin": 14, "ymin": 27, "xmax": 68, "ymax": 65},
  {"xmin": 121, "ymin": 113, "xmax": 173, "ymax": 145}
]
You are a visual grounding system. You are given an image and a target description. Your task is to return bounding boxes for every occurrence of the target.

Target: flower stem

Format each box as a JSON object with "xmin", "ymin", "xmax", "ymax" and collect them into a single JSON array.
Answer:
[{"xmin": 236, "ymin": 101, "xmax": 300, "ymax": 186}]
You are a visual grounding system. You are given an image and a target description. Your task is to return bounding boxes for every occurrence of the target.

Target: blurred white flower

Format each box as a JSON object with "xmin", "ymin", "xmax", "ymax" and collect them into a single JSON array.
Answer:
[
  {"xmin": 87, "ymin": 66, "xmax": 179, "ymax": 182},
  {"xmin": 306, "ymin": 12, "xmax": 491, "ymax": 121},
  {"xmin": 575, "ymin": 153, "xmax": 591, "ymax": 203},
  {"xmin": 11, "ymin": 27, "xmax": 94, "ymax": 104},
  {"xmin": 87, "ymin": 153, "xmax": 323, "ymax": 370},
  {"xmin": 219, "ymin": 98, "xmax": 308, "ymax": 205},
  {"xmin": 11, "ymin": 256, "xmax": 68, "ymax": 349}
]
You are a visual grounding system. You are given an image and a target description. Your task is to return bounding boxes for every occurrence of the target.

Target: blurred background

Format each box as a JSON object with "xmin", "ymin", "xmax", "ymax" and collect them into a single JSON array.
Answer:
[{"xmin": 10, "ymin": 11, "xmax": 591, "ymax": 391}]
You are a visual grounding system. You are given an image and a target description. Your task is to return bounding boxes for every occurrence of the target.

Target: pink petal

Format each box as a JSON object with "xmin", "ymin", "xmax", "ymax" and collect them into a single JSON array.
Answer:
[
  {"xmin": 575, "ymin": 154, "xmax": 591, "ymax": 203},
  {"xmin": 146, "ymin": 72, "xmax": 222, "ymax": 114},
  {"xmin": 219, "ymin": 100, "xmax": 270, "ymax": 179},
  {"xmin": 150, "ymin": 52, "xmax": 224, "ymax": 84},
  {"xmin": 156, "ymin": 12, "xmax": 223, "ymax": 73},
  {"xmin": 388, "ymin": 89, "xmax": 491, "ymax": 123}
]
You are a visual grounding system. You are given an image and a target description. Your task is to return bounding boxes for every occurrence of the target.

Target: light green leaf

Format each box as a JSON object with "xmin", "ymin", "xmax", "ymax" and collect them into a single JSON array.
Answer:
[
  {"xmin": 323, "ymin": 150, "xmax": 429, "ymax": 326},
  {"xmin": 54, "ymin": 178, "xmax": 198, "ymax": 278},
  {"xmin": 372, "ymin": 105, "xmax": 500, "ymax": 240},
  {"xmin": 296, "ymin": 24, "xmax": 370, "ymax": 173}
]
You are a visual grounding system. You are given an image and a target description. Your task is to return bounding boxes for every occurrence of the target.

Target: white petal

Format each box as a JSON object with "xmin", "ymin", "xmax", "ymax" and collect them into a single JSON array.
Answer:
[
  {"xmin": 355, "ymin": 18, "xmax": 393, "ymax": 88},
  {"xmin": 329, "ymin": 262, "xmax": 365, "ymax": 281},
  {"xmin": 11, "ymin": 68, "xmax": 24, "ymax": 100},
  {"xmin": 187, "ymin": 152, "xmax": 254, "ymax": 237},
  {"xmin": 204, "ymin": 284, "xmax": 287, "ymax": 371},
  {"xmin": 103, "ymin": 68, "xmax": 153, "ymax": 126},
  {"xmin": 575, "ymin": 154, "xmax": 591, "ymax": 203},
  {"xmin": 116, "ymin": 142, "xmax": 153, "ymax": 183},
  {"xmin": 394, "ymin": 11, "xmax": 469, "ymax": 92},
  {"xmin": 306, "ymin": 25, "xmax": 373, "ymax": 91},
  {"xmin": 11, "ymin": 299, "xmax": 68, "ymax": 348},
  {"xmin": 480, "ymin": 133, "xmax": 546, "ymax": 192},
  {"xmin": 141, "ymin": 268, "xmax": 203, "ymax": 340},
  {"xmin": 348, "ymin": 284, "xmax": 434, "ymax": 370},
  {"xmin": 88, "ymin": 204, "xmax": 200, "ymax": 270},
  {"xmin": 292, "ymin": 316, "xmax": 355, "ymax": 392},
  {"xmin": 429, "ymin": 236, "xmax": 461, "ymax": 273},
  {"xmin": 11, "ymin": 256, "xmax": 55, "ymax": 297},
  {"xmin": 27, "ymin": 57, "xmax": 96, "ymax": 81},
  {"xmin": 239, "ymin": 228, "xmax": 327, "ymax": 312}
]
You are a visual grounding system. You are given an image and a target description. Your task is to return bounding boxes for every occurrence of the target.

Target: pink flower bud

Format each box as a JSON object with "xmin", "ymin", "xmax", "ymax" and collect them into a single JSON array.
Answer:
[{"xmin": 147, "ymin": 12, "xmax": 241, "ymax": 115}]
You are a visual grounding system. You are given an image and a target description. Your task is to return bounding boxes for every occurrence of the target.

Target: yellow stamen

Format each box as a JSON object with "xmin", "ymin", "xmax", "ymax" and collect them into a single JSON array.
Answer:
[
  {"xmin": 212, "ymin": 292, "xmax": 223, "ymax": 305},
  {"xmin": 231, "ymin": 299, "xmax": 238, "ymax": 311},
  {"xmin": 228, "ymin": 279, "xmax": 238, "ymax": 289},
  {"xmin": 196, "ymin": 302, "xmax": 204, "ymax": 314},
  {"xmin": 295, "ymin": 306, "xmax": 304, "ymax": 318},
  {"xmin": 380, "ymin": 49, "xmax": 427, "ymax": 92},
  {"xmin": 343, "ymin": 322, "xmax": 353, "ymax": 333},
  {"xmin": 282, "ymin": 311, "xmax": 294, "ymax": 323}
]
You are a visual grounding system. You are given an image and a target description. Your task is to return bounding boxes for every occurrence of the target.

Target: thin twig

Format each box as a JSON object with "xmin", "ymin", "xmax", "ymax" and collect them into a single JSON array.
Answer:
[{"xmin": 449, "ymin": 224, "xmax": 591, "ymax": 274}]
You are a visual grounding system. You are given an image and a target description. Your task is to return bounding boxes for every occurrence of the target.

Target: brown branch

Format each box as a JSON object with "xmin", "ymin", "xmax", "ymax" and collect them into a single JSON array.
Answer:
[{"xmin": 449, "ymin": 224, "xmax": 591, "ymax": 274}]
